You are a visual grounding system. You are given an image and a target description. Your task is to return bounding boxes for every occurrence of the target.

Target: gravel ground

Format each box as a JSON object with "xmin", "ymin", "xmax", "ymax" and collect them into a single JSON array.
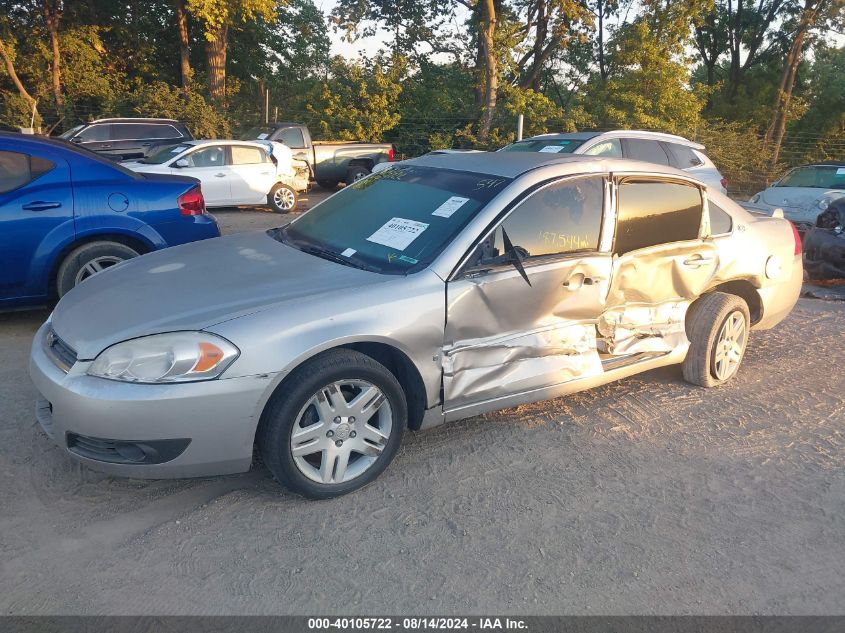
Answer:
[{"xmin": 1, "ymin": 202, "xmax": 844, "ymax": 615}]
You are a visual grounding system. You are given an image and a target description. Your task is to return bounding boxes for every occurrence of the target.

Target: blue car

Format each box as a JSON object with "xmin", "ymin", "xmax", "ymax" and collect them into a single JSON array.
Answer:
[{"xmin": 0, "ymin": 132, "xmax": 220, "ymax": 309}]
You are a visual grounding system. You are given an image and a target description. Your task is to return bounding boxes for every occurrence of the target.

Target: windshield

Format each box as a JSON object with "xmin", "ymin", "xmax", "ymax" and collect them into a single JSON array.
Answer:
[
  {"xmin": 777, "ymin": 165, "xmax": 845, "ymax": 189},
  {"xmin": 241, "ymin": 126, "xmax": 275, "ymax": 141},
  {"xmin": 58, "ymin": 124, "xmax": 84, "ymax": 140},
  {"xmin": 139, "ymin": 143, "xmax": 190, "ymax": 164},
  {"xmin": 274, "ymin": 165, "xmax": 512, "ymax": 274},
  {"xmin": 499, "ymin": 138, "xmax": 586, "ymax": 153}
]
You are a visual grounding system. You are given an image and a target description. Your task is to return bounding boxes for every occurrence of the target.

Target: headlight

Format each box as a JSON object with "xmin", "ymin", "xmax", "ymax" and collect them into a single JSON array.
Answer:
[
  {"xmin": 750, "ymin": 194, "xmax": 760, "ymax": 204},
  {"xmin": 818, "ymin": 198, "xmax": 830, "ymax": 210},
  {"xmin": 87, "ymin": 332, "xmax": 239, "ymax": 383}
]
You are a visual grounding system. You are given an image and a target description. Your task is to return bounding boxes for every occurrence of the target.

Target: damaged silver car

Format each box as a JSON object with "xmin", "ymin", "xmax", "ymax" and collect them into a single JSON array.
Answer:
[{"xmin": 30, "ymin": 153, "xmax": 803, "ymax": 498}]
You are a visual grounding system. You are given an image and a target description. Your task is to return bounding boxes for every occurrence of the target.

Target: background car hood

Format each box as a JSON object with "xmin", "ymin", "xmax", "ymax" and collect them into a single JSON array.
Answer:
[
  {"xmin": 761, "ymin": 187, "xmax": 843, "ymax": 208},
  {"xmin": 51, "ymin": 231, "xmax": 384, "ymax": 360},
  {"xmin": 123, "ymin": 162, "xmax": 170, "ymax": 174}
]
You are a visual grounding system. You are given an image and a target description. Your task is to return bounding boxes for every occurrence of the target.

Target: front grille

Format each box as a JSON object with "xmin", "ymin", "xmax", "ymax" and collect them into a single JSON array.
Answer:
[
  {"xmin": 44, "ymin": 329, "xmax": 77, "ymax": 372},
  {"xmin": 66, "ymin": 433, "xmax": 191, "ymax": 465}
]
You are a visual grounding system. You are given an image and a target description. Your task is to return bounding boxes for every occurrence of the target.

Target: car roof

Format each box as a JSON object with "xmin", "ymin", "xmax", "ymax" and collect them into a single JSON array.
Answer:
[
  {"xmin": 406, "ymin": 151, "xmax": 695, "ymax": 181},
  {"xmin": 800, "ymin": 161, "xmax": 845, "ymax": 167},
  {"xmin": 86, "ymin": 118, "xmax": 184, "ymax": 125},
  {"xmin": 523, "ymin": 129, "xmax": 705, "ymax": 150},
  {"xmin": 0, "ymin": 131, "xmax": 79, "ymax": 150},
  {"xmin": 176, "ymin": 139, "xmax": 271, "ymax": 148}
]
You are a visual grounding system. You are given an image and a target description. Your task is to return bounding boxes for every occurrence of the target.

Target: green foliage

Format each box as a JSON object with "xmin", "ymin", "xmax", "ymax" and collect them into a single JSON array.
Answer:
[
  {"xmin": 129, "ymin": 81, "xmax": 230, "ymax": 137},
  {"xmin": 581, "ymin": 20, "xmax": 707, "ymax": 135},
  {"xmin": 304, "ymin": 55, "xmax": 403, "ymax": 142}
]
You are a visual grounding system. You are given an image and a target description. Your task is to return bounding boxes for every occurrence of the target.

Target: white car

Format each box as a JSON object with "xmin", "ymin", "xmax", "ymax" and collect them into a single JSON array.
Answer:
[
  {"xmin": 499, "ymin": 130, "xmax": 728, "ymax": 194},
  {"xmin": 125, "ymin": 140, "xmax": 308, "ymax": 212}
]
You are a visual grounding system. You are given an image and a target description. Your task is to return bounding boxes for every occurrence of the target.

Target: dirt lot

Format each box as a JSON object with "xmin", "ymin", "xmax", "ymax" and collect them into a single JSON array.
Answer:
[{"xmin": 1, "ymin": 203, "xmax": 844, "ymax": 615}]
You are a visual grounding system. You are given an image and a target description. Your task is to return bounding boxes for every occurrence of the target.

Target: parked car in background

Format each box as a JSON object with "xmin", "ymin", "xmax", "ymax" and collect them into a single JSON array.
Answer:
[
  {"xmin": 747, "ymin": 162, "xmax": 845, "ymax": 231},
  {"xmin": 802, "ymin": 198, "xmax": 845, "ymax": 280},
  {"xmin": 58, "ymin": 118, "xmax": 193, "ymax": 161},
  {"xmin": 124, "ymin": 140, "xmax": 309, "ymax": 213},
  {"xmin": 30, "ymin": 153, "xmax": 800, "ymax": 499},
  {"xmin": 499, "ymin": 130, "xmax": 728, "ymax": 194},
  {"xmin": 241, "ymin": 122, "xmax": 394, "ymax": 189},
  {"xmin": 371, "ymin": 149, "xmax": 484, "ymax": 174},
  {"xmin": 0, "ymin": 132, "xmax": 219, "ymax": 309}
]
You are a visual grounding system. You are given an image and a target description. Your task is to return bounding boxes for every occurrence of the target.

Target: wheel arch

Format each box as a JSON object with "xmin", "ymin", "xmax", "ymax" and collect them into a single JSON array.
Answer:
[
  {"xmin": 48, "ymin": 232, "xmax": 154, "ymax": 298},
  {"xmin": 348, "ymin": 158, "xmax": 374, "ymax": 172},
  {"xmin": 256, "ymin": 340, "xmax": 431, "ymax": 438},
  {"xmin": 706, "ymin": 279, "xmax": 763, "ymax": 325}
]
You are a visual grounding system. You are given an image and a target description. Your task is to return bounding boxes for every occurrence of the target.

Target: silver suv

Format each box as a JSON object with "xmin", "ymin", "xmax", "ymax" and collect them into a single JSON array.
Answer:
[{"xmin": 500, "ymin": 130, "xmax": 728, "ymax": 194}]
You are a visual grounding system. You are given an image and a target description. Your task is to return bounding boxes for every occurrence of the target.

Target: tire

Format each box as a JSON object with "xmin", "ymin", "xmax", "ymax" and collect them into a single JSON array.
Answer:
[
  {"xmin": 345, "ymin": 165, "xmax": 370, "ymax": 184},
  {"xmin": 56, "ymin": 241, "xmax": 140, "ymax": 297},
  {"xmin": 258, "ymin": 349, "xmax": 407, "ymax": 499},
  {"xmin": 682, "ymin": 292, "xmax": 751, "ymax": 388},
  {"xmin": 317, "ymin": 179, "xmax": 338, "ymax": 191},
  {"xmin": 268, "ymin": 183, "xmax": 298, "ymax": 213}
]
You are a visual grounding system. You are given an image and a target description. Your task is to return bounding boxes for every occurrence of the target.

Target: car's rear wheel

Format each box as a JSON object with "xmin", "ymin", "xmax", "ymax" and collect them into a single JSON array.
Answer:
[
  {"xmin": 56, "ymin": 241, "xmax": 140, "ymax": 297},
  {"xmin": 682, "ymin": 292, "xmax": 750, "ymax": 387},
  {"xmin": 268, "ymin": 183, "xmax": 297, "ymax": 213},
  {"xmin": 346, "ymin": 165, "xmax": 370, "ymax": 184},
  {"xmin": 258, "ymin": 349, "xmax": 407, "ymax": 499}
]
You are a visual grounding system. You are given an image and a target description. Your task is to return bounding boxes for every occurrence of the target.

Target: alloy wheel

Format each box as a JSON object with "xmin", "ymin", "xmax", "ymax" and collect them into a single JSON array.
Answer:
[
  {"xmin": 290, "ymin": 379, "xmax": 393, "ymax": 484},
  {"xmin": 273, "ymin": 186, "xmax": 296, "ymax": 211},
  {"xmin": 74, "ymin": 256, "xmax": 125, "ymax": 285},
  {"xmin": 712, "ymin": 310, "xmax": 747, "ymax": 381}
]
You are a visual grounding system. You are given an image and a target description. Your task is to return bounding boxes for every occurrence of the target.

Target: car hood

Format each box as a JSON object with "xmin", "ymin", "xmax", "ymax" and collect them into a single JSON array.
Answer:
[
  {"xmin": 123, "ymin": 161, "xmax": 171, "ymax": 174},
  {"xmin": 51, "ymin": 231, "xmax": 384, "ymax": 360},
  {"xmin": 760, "ymin": 187, "xmax": 844, "ymax": 208}
]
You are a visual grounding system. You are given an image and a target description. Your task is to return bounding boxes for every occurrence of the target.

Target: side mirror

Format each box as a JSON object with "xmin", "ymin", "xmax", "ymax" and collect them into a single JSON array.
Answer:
[
  {"xmin": 70, "ymin": 137, "xmax": 82, "ymax": 144},
  {"xmin": 174, "ymin": 158, "xmax": 189, "ymax": 168},
  {"xmin": 501, "ymin": 228, "xmax": 532, "ymax": 287}
]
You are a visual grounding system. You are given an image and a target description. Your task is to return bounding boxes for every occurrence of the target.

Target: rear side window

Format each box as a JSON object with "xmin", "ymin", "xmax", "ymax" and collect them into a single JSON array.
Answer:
[
  {"xmin": 623, "ymin": 139, "xmax": 671, "ymax": 166},
  {"xmin": 583, "ymin": 139, "xmax": 622, "ymax": 157},
  {"xmin": 489, "ymin": 176, "xmax": 605, "ymax": 259},
  {"xmin": 615, "ymin": 180, "xmax": 703, "ymax": 254},
  {"xmin": 709, "ymin": 202, "xmax": 733, "ymax": 235},
  {"xmin": 0, "ymin": 151, "xmax": 55, "ymax": 193},
  {"xmin": 277, "ymin": 127, "xmax": 305, "ymax": 148},
  {"xmin": 667, "ymin": 143, "xmax": 704, "ymax": 168},
  {"xmin": 231, "ymin": 145, "xmax": 268, "ymax": 165}
]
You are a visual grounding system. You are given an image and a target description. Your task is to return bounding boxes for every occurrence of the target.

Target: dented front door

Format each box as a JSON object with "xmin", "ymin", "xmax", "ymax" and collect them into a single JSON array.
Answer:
[{"xmin": 442, "ymin": 175, "xmax": 612, "ymax": 410}]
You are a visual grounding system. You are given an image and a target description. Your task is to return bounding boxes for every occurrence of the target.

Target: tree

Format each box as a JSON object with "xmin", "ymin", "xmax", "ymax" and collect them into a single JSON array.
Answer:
[
  {"xmin": 764, "ymin": 0, "xmax": 839, "ymax": 163},
  {"xmin": 0, "ymin": 33, "xmax": 39, "ymax": 121},
  {"xmin": 41, "ymin": 0, "xmax": 63, "ymax": 116},
  {"xmin": 186, "ymin": 0, "xmax": 279, "ymax": 101},
  {"xmin": 175, "ymin": 0, "xmax": 192, "ymax": 89}
]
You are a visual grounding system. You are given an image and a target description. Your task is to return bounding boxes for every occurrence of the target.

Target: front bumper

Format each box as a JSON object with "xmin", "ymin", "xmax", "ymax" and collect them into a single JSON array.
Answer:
[{"xmin": 29, "ymin": 322, "xmax": 278, "ymax": 478}]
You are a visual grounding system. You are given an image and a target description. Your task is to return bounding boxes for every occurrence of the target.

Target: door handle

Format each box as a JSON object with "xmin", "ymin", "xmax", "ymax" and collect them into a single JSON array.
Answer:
[
  {"xmin": 214, "ymin": 173, "xmax": 226, "ymax": 178},
  {"xmin": 683, "ymin": 255, "xmax": 715, "ymax": 267},
  {"xmin": 22, "ymin": 201, "xmax": 61, "ymax": 211},
  {"xmin": 140, "ymin": 142, "xmax": 151, "ymax": 147}
]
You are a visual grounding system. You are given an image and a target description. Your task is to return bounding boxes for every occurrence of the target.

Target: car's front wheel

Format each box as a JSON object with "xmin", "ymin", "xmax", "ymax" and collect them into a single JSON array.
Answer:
[
  {"xmin": 56, "ymin": 241, "xmax": 140, "ymax": 297},
  {"xmin": 682, "ymin": 292, "xmax": 750, "ymax": 387},
  {"xmin": 268, "ymin": 183, "xmax": 298, "ymax": 213},
  {"xmin": 258, "ymin": 349, "xmax": 407, "ymax": 499}
]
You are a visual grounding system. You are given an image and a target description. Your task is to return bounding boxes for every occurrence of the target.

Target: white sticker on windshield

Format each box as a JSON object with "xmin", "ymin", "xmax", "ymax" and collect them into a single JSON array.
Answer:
[
  {"xmin": 539, "ymin": 145, "xmax": 565, "ymax": 153},
  {"xmin": 432, "ymin": 196, "xmax": 469, "ymax": 218},
  {"xmin": 837, "ymin": 168, "xmax": 845, "ymax": 176},
  {"xmin": 170, "ymin": 145, "xmax": 188, "ymax": 153},
  {"xmin": 257, "ymin": 133, "xmax": 269, "ymax": 140},
  {"xmin": 341, "ymin": 248, "xmax": 357, "ymax": 257},
  {"xmin": 367, "ymin": 217, "xmax": 428, "ymax": 251}
]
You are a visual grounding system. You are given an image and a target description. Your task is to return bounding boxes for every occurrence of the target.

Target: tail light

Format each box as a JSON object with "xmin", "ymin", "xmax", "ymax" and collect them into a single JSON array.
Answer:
[
  {"xmin": 789, "ymin": 221, "xmax": 802, "ymax": 255},
  {"xmin": 178, "ymin": 186, "xmax": 206, "ymax": 216},
  {"xmin": 720, "ymin": 177, "xmax": 728, "ymax": 191},
  {"xmin": 388, "ymin": 147, "xmax": 395, "ymax": 162}
]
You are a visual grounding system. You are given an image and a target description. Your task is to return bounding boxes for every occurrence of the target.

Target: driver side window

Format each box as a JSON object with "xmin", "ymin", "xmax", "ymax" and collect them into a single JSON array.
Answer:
[
  {"xmin": 474, "ymin": 176, "xmax": 605, "ymax": 266},
  {"xmin": 185, "ymin": 146, "xmax": 225, "ymax": 168}
]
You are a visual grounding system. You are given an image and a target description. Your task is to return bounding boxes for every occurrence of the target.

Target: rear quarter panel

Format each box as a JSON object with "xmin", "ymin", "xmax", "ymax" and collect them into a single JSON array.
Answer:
[
  {"xmin": 312, "ymin": 144, "xmax": 392, "ymax": 181},
  {"xmin": 707, "ymin": 190, "xmax": 801, "ymax": 330}
]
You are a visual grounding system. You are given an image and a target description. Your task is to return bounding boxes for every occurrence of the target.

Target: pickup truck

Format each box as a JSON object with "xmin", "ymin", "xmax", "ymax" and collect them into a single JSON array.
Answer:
[{"xmin": 241, "ymin": 122, "xmax": 394, "ymax": 189}]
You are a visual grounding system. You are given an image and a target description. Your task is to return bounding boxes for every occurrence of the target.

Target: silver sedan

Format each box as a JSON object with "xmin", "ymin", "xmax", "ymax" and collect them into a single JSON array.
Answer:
[{"xmin": 30, "ymin": 153, "xmax": 802, "ymax": 498}]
